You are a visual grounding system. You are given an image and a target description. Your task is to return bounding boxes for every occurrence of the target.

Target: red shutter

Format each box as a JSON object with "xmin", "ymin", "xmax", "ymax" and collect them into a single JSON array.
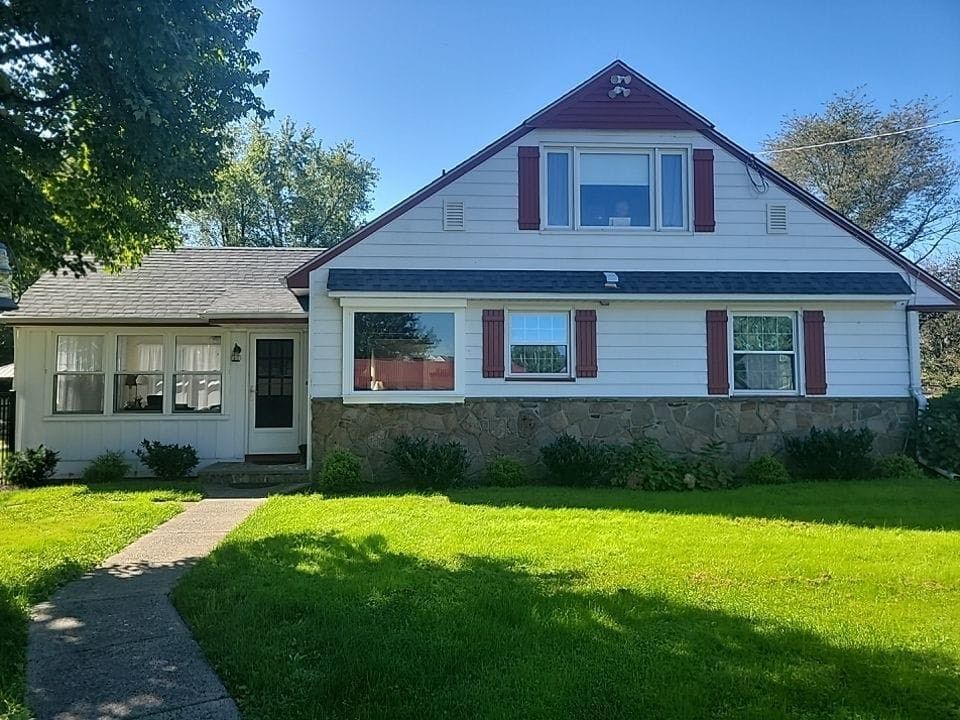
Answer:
[
  {"xmin": 575, "ymin": 309, "xmax": 598, "ymax": 378},
  {"xmin": 693, "ymin": 149, "xmax": 715, "ymax": 232},
  {"xmin": 517, "ymin": 146, "xmax": 540, "ymax": 230},
  {"xmin": 706, "ymin": 310, "xmax": 729, "ymax": 395},
  {"xmin": 803, "ymin": 310, "xmax": 827, "ymax": 395},
  {"xmin": 482, "ymin": 309, "xmax": 505, "ymax": 378}
]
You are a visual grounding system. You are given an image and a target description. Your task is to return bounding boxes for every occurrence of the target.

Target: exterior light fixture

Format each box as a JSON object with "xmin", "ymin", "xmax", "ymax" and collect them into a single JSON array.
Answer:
[{"xmin": 231, "ymin": 343, "xmax": 242, "ymax": 362}]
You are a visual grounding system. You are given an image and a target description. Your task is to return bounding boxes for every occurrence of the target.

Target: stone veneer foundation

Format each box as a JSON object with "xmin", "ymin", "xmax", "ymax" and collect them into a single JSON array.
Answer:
[{"xmin": 311, "ymin": 397, "xmax": 916, "ymax": 475}]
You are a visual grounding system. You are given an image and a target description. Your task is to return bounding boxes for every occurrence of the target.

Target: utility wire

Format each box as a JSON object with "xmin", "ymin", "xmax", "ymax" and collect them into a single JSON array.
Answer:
[{"xmin": 755, "ymin": 118, "xmax": 960, "ymax": 155}]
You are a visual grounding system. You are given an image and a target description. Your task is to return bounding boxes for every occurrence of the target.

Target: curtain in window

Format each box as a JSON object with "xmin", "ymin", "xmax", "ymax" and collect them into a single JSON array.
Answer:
[
  {"xmin": 661, "ymin": 154, "xmax": 684, "ymax": 228},
  {"xmin": 546, "ymin": 153, "xmax": 569, "ymax": 226},
  {"xmin": 56, "ymin": 336, "xmax": 102, "ymax": 372}
]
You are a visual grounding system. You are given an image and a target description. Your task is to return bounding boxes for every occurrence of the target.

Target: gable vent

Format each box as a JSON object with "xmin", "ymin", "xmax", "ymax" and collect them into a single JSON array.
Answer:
[
  {"xmin": 443, "ymin": 199, "xmax": 465, "ymax": 230},
  {"xmin": 767, "ymin": 204, "xmax": 788, "ymax": 233}
]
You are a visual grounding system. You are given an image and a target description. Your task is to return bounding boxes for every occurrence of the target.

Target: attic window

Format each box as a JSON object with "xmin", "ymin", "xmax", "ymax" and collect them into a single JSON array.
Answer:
[
  {"xmin": 767, "ymin": 204, "xmax": 788, "ymax": 234},
  {"xmin": 443, "ymin": 200, "xmax": 465, "ymax": 230}
]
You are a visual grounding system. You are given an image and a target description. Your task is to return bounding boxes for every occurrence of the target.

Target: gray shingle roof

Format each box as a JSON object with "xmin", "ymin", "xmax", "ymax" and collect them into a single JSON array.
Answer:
[
  {"xmin": 327, "ymin": 269, "xmax": 913, "ymax": 296},
  {"xmin": 5, "ymin": 248, "xmax": 322, "ymax": 322}
]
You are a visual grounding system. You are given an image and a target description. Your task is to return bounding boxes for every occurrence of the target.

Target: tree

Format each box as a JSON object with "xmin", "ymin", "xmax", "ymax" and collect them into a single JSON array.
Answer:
[
  {"xmin": 183, "ymin": 117, "xmax": 378, "ymax": 247},
  {"xmin": 763, "ymin": 90, "xmax": 960, "ymax": 260},
  {"xmin": 0, "ymin": 0, "xmax": 266, "ymax": 282},
  {"xmin": 920, "ymin": 254, "xmax": 960, "ymax": 395}
]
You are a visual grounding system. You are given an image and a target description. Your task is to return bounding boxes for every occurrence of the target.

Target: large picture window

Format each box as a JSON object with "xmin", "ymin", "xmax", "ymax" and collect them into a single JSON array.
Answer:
[
  {"xmin": 175, "ymin": 336, "xmax": 222, "ymax": 413},
  {"xmin": 115, "ymin": 335, "xmax": 164, "ymax": 412},
  {"xmin": 579, "ymin": 152, "xmax": 651, "ymax": 227},
  {"xmin": 732, "ymin": 315, "xmax": 797, "ymax": 392},
  {"xmin": 353, "ymin": 312, "xmax": 455, "ymax": 391},
  {"xmin": 53, "ymin": 335, "xmax": 104, "ymax": 414},
  {"xmin": 509, "ymin": 312, "xmax": 570, "ymax": 376}
]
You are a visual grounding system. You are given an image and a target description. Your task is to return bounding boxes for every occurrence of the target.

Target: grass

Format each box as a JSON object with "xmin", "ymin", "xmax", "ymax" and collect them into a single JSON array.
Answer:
[
  {"xmin": 0, "ymin": 482, "xmax": 201, "ymax": 719},
  {"xmin": 174, "ymin": 478, "xmax": 960, "ymax": 720}
]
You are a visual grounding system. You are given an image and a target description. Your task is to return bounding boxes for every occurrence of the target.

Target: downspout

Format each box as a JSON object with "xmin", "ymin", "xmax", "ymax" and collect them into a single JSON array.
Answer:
[{"xmin": 905, "ymin": 308, "xmax": 927, "ymax": 411}]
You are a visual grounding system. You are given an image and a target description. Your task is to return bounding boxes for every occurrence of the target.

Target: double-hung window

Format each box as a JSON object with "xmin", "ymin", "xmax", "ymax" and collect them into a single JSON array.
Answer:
[
  {"xmin": 115, "ymin": 335, "xmax": 164, "ymax": 412},
  {"xmin": 732, "ymin": 314, "xmax": 798, "ymax": 393},
  {"xmin": 53, "ymin": 335, "xmax": 104, "ymax": 414},
  {"xmin": 508, "ymin": 312, "xmax": 571, "ymax": 377},
  {"xmin": 175, "ymin": 336, "xmax": 222, "ymax": 413},
  {"xmin": 544, "ymin": 146, "xmax": 688, "ymax": 231}
]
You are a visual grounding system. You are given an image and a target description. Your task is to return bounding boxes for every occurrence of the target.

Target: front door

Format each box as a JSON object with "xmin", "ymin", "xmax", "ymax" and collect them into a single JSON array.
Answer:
[{"xmin": 247, "ymin": 334, "xmax": 300, "ymax": 456}]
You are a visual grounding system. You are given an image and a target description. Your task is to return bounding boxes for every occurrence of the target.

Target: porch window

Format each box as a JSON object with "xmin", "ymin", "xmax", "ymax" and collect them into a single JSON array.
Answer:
[
  {"xmin": 508, "ymin": 312, "xmax": 570, "ymax": 376},
  {"xmin": 174, "ymin": 336, "xmax": 222, "ymax": 413},
  {"xmin": 732, "ymin": 314, "xmax": 797, "ymax": 392},
  {"xmin": 353, "ymin": 311, "xmax": 455, "ymax": 391},
  {"xmin": 115, "ymin": 335, "xmax": 164, "ymax": 412},
  {"xmin": 53, "ymin": 335, "xmax": 104, "ymax": 414}
]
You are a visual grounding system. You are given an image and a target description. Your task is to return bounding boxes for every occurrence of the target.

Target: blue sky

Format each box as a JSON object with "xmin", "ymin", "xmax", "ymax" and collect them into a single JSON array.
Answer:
[{"xmin": 252, "ymin": 0, "xmax": 960, "ymax": 216}]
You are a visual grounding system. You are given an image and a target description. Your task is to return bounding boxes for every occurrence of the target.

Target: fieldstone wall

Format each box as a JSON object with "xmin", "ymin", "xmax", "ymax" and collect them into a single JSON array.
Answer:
[{"xmin": 311, "ymin": 397, "xmax": 916, "ymax": 475}]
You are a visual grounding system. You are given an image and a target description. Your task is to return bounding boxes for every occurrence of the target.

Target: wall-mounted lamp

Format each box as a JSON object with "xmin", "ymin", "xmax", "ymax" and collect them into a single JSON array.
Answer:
[{"xmin": 231, "ymin": 343, "xmax": 242, "ymax": 362}]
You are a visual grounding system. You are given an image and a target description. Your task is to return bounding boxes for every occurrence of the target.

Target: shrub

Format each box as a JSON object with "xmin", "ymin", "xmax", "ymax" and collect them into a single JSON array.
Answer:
[
  {"xmin": 3, "ymin": 446, "xmax": 60, "ymax": 487},
  {"xmin": 742, "ymin": 455, "xmax": 791, "ymax": 485},
  {"xmin": 784, "ymin": 426, "xmax": 875, "ymax": 480},
  {"xmin": 134, "ymin": 439, "xmax": 199, "ymax": 481},
  {"xmin": 81, "ymin": 451, "xmax": 131, "ymax": 484},
  {"xmin": 318, "ymin": 448, "xmax": 363, "ymax": 491},
  {"xmin": 389, "ymin": 436, "xmax": 468, "ymax": 489},
  {"xmin": 682, "ymin": 441, "xmax": 737, "ymax": 490},
  {"xmin": 874, "ymin": 453, "xmax": 924, "ymax": 480},
  {"xmin": 540, "ymin": 434, "xmax": 615, "ymax": 487},
  {"xmin": 915, "ymin": 389, "xmax": 960, "ymax": 475},
  {"xmin": 483, "ymin": 456, "xmax": 529, "ymax": 487},
  {"xmin": 608, "ymin": 438, "xmax": 685, "ymax": 490}
]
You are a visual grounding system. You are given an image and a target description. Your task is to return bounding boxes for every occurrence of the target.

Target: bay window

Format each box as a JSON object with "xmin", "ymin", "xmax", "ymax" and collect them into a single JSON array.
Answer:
[
  {"xmin": 543, "ymin": 146, "xmax": 688, "ymax": 230},
  {"xmin": 53, "ymin": 335, "xmax": 104, "ymax": 414},
  {"xmin": 732, "ymin": 314, "xmax": 797, "ymax": 393},
  {"xmin": 508, "ymin": 312, "xmax": 571, "ymax": 377},
  {"xmin": 175, "ymin": 336, "xmax": 222, "ymax": 413}
]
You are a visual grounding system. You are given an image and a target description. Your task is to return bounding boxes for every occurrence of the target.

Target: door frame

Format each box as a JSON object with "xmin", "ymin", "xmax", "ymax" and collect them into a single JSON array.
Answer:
[{"xmin": 246, "ymin": 332, "xmax": 303, "ymax": 457}]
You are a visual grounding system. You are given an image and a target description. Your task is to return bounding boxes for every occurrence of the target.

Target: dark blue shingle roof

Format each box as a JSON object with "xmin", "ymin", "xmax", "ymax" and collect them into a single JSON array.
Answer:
[{"xmin": 327, "ymin": 269, "xmax": 912, "ymax": 296}]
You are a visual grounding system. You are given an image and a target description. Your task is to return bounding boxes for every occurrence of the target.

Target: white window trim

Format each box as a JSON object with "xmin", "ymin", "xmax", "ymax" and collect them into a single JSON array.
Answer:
[
  {"xmin": 505, "ymin": 309, "xmax": 575, "ymax": 380},
  {"xmin": 45, "ymin": 328, "xmax": 227, "ymax": 419},
  {"xmin": 540, "ymin": 143, "xmax": 692, "ymax": 233},
  {"xmin": 173, "ymin": 335, "xmax": 224, "ymax": 414},
  {"xmin": 340, "ymin": 301, "xmax": 466, "ymax": 404},
  {"xmin": 728, "ymin": 311, "xmax": 803, "ymax": 397},
  {"xmin": 52, "ymin": 332, "xmax": 106, "ymax": 415}
]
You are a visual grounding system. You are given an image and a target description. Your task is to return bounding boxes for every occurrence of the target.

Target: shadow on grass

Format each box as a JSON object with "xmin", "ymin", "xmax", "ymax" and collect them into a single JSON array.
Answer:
[
  {"xmin": 443, "ymin": 479, "xmax": 960, "ymax": 531},
  {"xmin": 174, "ymin": 532, "xmax": 960, "ymax": 720}
]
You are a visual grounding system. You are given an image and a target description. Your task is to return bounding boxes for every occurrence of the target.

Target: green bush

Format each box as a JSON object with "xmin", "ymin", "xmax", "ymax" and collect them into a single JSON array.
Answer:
[
  {"xmin": 742, "ymin": 455, "xmax": 792, "ymax": 485},
  {"xmin": 318, "ymin": 448, "xmax": 363, "ymax": 491},
  {"xmin": 134, "ymin": 439, "xmax": 199, "ymax": 481},
  {"xmin": 81, "ymin": 451, "xmax": 131, "ymax": 484},
  {"xmin": 3, "ymin": 446, "xmax": 60, "ymax": 487},
  {"xmin": 483, "ymin": 456, "xmax": 528, "ymax": 487},
  {"xmin": 540, "ymin": 434, "xmax": 614, "ymax": 487},
  {"xmin": 682, "ymin": 441, "xmax": 737, "ymax": 490},
  {"xmin": 784, "ymin": 426, "xmax": 875, "ymax": 480},
  {"xmin": 915, "ymin": 389, "xmax": 960, "ymax": 475},
  {"xmin": 608, "ymin": 438, "xmax": 685, "ymax": 490},
  {"xmin": 389, "ymin": 436, "xmax": 468, "ymax": 489},
  {"xmin": 875, "ymin": 453, "xmax": 924, "ymax": 480}
]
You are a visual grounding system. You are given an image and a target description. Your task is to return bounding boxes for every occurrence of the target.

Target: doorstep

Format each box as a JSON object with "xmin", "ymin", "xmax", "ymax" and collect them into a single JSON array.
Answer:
[{"xmin": 198, "ymin": 461, "xmax": 309, "ymax": 487}]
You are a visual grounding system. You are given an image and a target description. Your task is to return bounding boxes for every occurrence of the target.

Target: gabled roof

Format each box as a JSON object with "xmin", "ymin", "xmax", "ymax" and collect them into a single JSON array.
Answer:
[
  {"xmin": 5, "ymin": 247, "xmax": 319, "ymax": 324},
  {"xmin": 284, "ymin": 60, "xmax": 960, "ymax": 307},
  {"xmin": 327, "ymin": 269, "xmax": 912, "ymax": 297}
]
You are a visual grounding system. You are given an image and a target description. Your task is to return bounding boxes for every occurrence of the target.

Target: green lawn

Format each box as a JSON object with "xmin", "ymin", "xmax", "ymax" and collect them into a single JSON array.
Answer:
[
  {"xmin": 0, "ymin": 482, "xmax": 201, "ymax": 719},
  {"xmin": 174, "ymin": 478, "xmax": 960, "ymax": 720}
]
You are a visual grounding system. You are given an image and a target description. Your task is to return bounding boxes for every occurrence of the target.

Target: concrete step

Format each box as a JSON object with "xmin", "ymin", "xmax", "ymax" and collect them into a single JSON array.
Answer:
[{"xmin": 198, "ymin": 461, "xmax": 310, "ymax": 487}]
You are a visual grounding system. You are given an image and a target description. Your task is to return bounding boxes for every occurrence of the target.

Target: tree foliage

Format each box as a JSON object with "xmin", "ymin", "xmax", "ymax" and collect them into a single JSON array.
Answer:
[
  {"xmin": 920, "ymin": 254, "xmax": 960, "ymax": 394},
  {"xmin": 183, "ymin": 117, "xmax": 378, "ymax": 247},
  {"xmin": 764, "ymin": 90, "xmax": 959, "ymax": 258},
  {"xmin": 0, "ymin": 0, "xmax": 267, "ymax": 282}
]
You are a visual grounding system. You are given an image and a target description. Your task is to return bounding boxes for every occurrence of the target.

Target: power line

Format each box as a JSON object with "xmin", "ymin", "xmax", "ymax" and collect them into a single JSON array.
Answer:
[{"xmin": 755, "ymin": 118, "xmax": 960, "ymax": 155}]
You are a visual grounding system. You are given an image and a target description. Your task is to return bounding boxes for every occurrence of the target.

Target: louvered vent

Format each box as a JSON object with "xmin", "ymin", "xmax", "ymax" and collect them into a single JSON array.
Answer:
[
  {"xmin": 443, "ymin": 199, "xmax": 465, "ymax": 230},
  {"xmin": 767, "ymin": 204, "xmax": 788, "ymax": 233}
]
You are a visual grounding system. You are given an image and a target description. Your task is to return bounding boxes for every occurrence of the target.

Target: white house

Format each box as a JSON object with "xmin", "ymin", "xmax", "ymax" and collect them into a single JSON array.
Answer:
[{"xmin": 4, "ymin": 61, "xmax": 958, "ymax": 475}]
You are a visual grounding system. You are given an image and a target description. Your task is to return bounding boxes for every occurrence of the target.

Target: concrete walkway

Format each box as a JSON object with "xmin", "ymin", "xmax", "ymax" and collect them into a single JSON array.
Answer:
[{"xmin": 27, "ymin": 495, "xmax": 268, "ymax": 720}]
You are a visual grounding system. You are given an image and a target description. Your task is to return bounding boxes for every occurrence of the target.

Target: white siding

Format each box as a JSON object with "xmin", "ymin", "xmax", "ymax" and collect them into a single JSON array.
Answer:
[
  {"xmin": 309, "ymin": 128, "xmax": 922, "ymax": 400},
  {"xmin": 14, "ymin": 325, "xmax": 308, "ymax": 476}
]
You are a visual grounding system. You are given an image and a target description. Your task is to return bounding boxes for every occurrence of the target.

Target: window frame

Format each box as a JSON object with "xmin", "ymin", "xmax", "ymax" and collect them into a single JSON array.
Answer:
[
  {"xmin": 505, "ymin": 309, "xmax": 575, "ymax": 380},
  {"xmin": 728, "ymin": 311, "xmax": 802, "ymax": 397},
  {"xmin": 114, "ymin": 334, "xmax": 165, "ymax": 414},
  {"xmin": 340, "ymin": 299, "xmax": 466, "ymax": 404},
  {"xmin": 540, "ymin": 143, "xmax": 691, "ymax": 233},
  {"xmin": 52, "ymin": 333, "xmax": 106, "ymax": 415},
  {"xmin": 173, "ymin": 335, "xmax": 223, "ymax": 414}
]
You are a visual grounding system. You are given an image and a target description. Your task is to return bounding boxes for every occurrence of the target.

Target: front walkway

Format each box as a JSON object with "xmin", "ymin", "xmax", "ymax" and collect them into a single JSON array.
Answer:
[{"xmin": 26, "ymin": 495, "xmax": 268, "ymax": 720}]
